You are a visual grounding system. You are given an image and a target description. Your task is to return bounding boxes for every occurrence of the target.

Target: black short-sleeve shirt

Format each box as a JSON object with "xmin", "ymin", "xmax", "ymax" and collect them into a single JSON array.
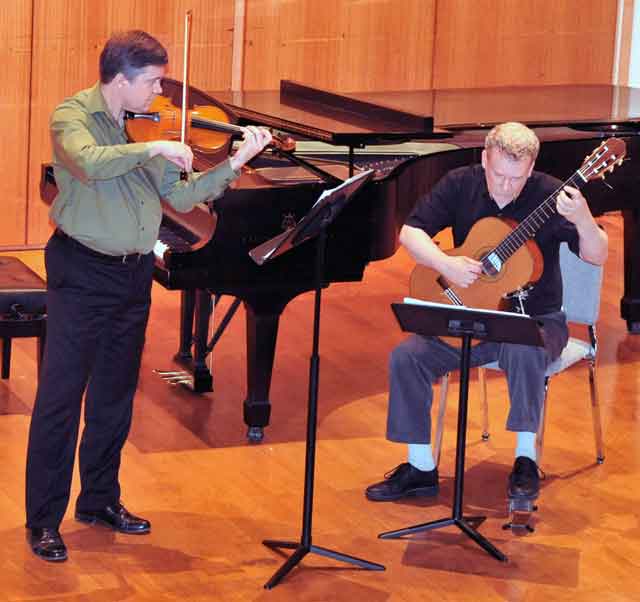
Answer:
[{"xmin": 406, "ymin": 164, "xmax": 581, "ymax": 316}]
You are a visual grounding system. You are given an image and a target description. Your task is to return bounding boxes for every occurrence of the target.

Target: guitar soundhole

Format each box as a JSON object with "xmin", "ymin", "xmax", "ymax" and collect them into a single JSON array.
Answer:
[
  {"xmin": 481, "ymin": 261, "xmax": 499, "ymax": 279},
  {"xmin": 477, "ymin": 249, "xmax": 502, "ymax": 280}
]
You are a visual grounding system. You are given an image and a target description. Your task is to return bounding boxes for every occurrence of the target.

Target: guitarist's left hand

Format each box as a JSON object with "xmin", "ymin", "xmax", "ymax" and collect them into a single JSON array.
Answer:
[
  {"xmin": 557, "ymin": 185, "xmax": 608, "ymax": 265},
  {"xmin": 556, "ymin": 185, "xmax": 592, "ymax": 227}
]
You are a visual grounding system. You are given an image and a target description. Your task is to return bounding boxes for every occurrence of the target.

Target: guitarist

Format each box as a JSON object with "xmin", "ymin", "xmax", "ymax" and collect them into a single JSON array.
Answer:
[{"xmin": 365, "ymin": 122, "xmax": 608, "ymax": 505}]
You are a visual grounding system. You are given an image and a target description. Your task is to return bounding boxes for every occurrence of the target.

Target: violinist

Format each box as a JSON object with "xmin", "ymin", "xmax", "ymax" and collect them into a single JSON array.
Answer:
[{"xmin": 25, "ymin": 29, "xmax": 272, "ymax": 562}]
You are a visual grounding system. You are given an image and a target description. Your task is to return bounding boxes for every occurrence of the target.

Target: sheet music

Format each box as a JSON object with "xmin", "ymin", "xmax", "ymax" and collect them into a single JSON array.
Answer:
[
  {"xmin": 311, "ymin": 169, "xmax": 374, "ymax": 208},
  {"xmin": 403, "ymin": 297, "xmax": 529, "ymax": 318},
  {"xmin": 253, "ymin": 229, "xmax": 289, "ymax": 262},
  {"xmin": 248, "ymin": 168, "xmax": 374, "ymax": 266}
]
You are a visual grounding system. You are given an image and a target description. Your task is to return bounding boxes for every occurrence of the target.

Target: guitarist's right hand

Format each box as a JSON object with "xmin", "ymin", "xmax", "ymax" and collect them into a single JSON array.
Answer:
[{"xmin": 440, "ymin": 255, "xmax": 483, "ymax": 288}]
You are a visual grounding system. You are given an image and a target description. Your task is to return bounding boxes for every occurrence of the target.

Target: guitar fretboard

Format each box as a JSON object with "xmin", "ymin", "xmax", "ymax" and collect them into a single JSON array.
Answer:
[
  {"xmin": 490, "ymin": 172, "xmax": 584, "ymax": 264},
  {"xmin": 484, "ymin": 137, "xmax": 624, "ymax": 269}
]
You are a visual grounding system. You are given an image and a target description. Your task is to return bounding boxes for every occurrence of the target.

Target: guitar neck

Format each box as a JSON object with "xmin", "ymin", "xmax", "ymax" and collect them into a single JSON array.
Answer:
[
  {"xmin": 478, "ymin": 137, "xmax": 624, "ymax": 278},
  {"xmin": 491, "ymin": 170, "xmax": 585, "ymax": 264}
]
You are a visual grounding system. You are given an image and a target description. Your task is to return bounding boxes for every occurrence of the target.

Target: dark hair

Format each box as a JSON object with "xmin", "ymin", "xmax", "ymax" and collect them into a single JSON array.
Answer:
[{"xmin": 99, "ymin": 30, "xmax": 168, "ymax": 84}]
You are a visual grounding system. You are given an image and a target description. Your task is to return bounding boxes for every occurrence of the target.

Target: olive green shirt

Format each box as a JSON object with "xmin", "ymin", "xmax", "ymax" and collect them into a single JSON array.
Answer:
[{"xmin": 49, "ymin": 83, "xmax": 239, "ymax": 255}]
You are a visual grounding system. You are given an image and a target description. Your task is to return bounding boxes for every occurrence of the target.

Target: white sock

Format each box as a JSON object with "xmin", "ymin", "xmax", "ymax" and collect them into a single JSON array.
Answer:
[
  {"xmin": 515, "ymin": 432, "xmax": 537, "ymax": 462},
  {"xmin": 408, "ymin": 444, "xmax": 436, "ymax": 472}
]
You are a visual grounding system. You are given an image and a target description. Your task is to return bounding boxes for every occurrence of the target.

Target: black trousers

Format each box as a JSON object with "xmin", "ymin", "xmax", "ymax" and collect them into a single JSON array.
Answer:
[
  {"xmin": 25, "ymin": 234, "xmax": 154, "ymax": 529},
  {"xmin": 386, "ymin": 311, "xmax": 569, "ymax": 444}
]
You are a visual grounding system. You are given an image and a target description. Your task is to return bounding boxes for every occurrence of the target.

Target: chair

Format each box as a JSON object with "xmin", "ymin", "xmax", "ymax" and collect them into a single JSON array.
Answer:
[
  {"xmin": 0, "ymin": 256, "xmax": 47, "ymax": 379},
  {"xmin": 433, "ymin": 242, "xmax": 605, "ymax": 467}
]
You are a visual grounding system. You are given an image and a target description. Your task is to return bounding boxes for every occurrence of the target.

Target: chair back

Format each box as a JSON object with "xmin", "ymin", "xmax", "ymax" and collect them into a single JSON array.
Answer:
[{"xmin": 559, "ymin": 242, "xmax": 603, "ymax": 326}]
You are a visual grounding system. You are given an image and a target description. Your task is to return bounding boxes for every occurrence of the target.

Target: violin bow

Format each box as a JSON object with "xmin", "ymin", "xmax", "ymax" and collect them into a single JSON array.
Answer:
[{"xmin": 180, "ymin": 10, "xmax": 193, "ymax": 153}]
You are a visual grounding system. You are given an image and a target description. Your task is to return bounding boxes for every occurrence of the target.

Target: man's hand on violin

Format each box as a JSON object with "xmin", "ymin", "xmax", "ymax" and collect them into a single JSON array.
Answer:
[
  {"xmin": 229, "ymin": 126, "xmax": 273, "ymax": 172},
  {"xmin": 148, "ymin": 140, "xmax": 194, "ymax": 172}
]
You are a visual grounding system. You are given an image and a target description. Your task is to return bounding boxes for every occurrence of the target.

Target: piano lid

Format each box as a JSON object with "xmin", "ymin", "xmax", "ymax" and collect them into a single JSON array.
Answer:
[
  {"xmin": 352, "ymin": 84, "xmax": 640, "ymax": 132},
  {"xmin": 211, "ymin": 80, "xmax": 438, "ymax": 146},
  {"xmin": 211, "ymin": 82, "xmax": 640, "ymax": 144}
]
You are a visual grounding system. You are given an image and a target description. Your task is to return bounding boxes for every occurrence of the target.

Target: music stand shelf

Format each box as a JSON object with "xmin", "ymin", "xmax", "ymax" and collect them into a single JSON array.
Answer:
[{"xmin": 380, "ymin": 300, "xmax": 544, "ymax": 563}]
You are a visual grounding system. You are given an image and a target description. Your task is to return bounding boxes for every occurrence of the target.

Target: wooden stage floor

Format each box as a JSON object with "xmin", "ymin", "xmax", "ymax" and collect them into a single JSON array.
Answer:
[{"xmin": 1, "ymin": 214, "xmax": 639, "ymax": 601}]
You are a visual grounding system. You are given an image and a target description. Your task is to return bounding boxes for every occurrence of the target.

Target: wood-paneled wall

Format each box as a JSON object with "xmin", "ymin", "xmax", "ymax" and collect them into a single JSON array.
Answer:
[
  {"xmin": 432, "ymin": 0, "xmax": 618, "ymax": 88},
  {"xmin": 0, "ymin": 2, "xmax": 32, "ymax": 247},
  {"xmin": 242, "ymin": 0, "xmax": 436, "ymax": 91},
  {"xmin": 0, "ymin": 0, "xmax": 622, "ymax": 248}
]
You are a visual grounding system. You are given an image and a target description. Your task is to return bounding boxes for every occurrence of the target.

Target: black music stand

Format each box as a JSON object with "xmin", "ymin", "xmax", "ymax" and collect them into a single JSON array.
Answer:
[
  {"xmin": 379, "ymin": 300, "xmax": 545, "ymax": 562},
  {"xmin": 250, "ymin": 169, "xmax": 384, "ymax": 589}
]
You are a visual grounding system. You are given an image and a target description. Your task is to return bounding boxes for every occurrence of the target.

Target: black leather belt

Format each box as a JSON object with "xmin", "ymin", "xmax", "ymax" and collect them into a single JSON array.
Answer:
[{"xmin": 54, "ymin": 229, "xmax": 145, "ymax": 264}]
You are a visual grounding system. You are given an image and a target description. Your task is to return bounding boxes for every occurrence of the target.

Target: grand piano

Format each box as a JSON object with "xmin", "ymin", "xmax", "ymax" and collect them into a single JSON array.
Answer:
[{"xmin": 41, "ymin": 80, "xmax": 640, "ymax": 441}]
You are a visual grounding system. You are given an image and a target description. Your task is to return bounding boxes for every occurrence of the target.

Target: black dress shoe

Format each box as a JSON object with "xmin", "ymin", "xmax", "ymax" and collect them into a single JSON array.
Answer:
[
  {"xmin": 28, "ymin": 527, "xmax": 68, "ymax": 562},
  {"xmin": 365, "ymin": 463, "xmax": 439, "ymax": 501},
  {"xmin": 508, "ymin": 456, "xmax": 540, "ymax": 499},
  {"xmin": 75, "ymin": 502, "xmax": 151, "ymax": 534}
]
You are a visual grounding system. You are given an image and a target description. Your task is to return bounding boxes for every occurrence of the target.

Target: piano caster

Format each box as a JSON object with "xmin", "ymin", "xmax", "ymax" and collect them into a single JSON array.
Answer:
[
  {"xmin": 626, "ymin": 320, "xmax": 640, "ymax": 334},
  {"xmin": 247, "ymin": 426, "xmax": 265, "ymax": 443},
  {"xmin": 503, "ymin": 497, "xmax": 537, "ymax": 534}
]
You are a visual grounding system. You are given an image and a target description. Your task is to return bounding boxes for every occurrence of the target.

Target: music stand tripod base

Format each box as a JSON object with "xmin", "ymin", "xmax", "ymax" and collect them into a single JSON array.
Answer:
[
  {"xmin": 379, "ymin": 515, "xmax": 506, "ymax": 563},
  {"xmin": 262, "ymin": 539, "xmax": 385, "ymax": 590}
]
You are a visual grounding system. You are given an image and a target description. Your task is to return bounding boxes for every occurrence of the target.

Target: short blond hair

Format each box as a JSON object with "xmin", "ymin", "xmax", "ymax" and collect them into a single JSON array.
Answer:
[{"xmin": 485, "ymin": 122, "xmax": 540, "ymax": 162}]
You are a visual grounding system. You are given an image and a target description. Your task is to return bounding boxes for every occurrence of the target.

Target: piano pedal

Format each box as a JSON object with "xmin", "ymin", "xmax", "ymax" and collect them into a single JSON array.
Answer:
[{"xmin": 153, "ymin": 369, "xmax": 194, "ymax": 388}]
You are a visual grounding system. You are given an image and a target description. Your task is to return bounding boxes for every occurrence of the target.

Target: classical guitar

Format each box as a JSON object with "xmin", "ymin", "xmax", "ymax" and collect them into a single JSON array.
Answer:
[{"xmin": 410, "ymin": 138, "xmax": 626, "ymax": 312}]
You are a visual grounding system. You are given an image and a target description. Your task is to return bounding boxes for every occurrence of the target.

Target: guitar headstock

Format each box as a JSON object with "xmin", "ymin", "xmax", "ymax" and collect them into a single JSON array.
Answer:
[{"xmin": 579, "ymin": 138, "xmax": 627, "ymax": 182}]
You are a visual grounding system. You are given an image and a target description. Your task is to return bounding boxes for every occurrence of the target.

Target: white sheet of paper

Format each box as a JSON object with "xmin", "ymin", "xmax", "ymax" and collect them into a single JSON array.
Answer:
[{"xmin": 403, "ymin": 297, "xmax": 529, "ymax": 318}]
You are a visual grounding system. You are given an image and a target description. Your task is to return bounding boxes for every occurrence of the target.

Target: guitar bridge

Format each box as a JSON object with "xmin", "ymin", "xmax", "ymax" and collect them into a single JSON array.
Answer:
[{"xmin": 437, "ymin": 275, "xmax": 464, "ymax": 305}]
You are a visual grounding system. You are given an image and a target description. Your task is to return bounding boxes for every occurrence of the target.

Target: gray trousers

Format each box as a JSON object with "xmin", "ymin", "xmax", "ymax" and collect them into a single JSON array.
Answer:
[{"xmin": 386, "ymin": 311, "xmax": 568, "ymax": 444}]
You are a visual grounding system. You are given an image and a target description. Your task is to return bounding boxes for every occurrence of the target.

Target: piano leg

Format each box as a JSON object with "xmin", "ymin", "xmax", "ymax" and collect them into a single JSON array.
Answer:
[
  {"xmin": 171, "ymin": 289, "xmax": 214, "ymax": 392},
  {"xmin": 192, "ymin": 290, "xmax": 215, "ymax": 391},
  {"xmin": 621, "ymin": 209, "xmax": 640, "ymax": 333},
  {"xmin": 243, "ymin": 298, "xmax": 288, "ymax": 443},
  {"xmin": 176, "ymin": 290, "xmax": 196, "ymax": 363}
]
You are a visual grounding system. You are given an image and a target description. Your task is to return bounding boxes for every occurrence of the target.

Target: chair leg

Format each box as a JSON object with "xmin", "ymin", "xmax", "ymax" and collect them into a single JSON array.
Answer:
[
  {"xmin": 479, "ymin": 368, "xmax": 490, "ymax": 440},
  {"xmin": 1, "ymin": 337, "xmax": 11, "ymax": 379},
  {"xmin": 433, "ymin": 373, "xmax": 449, "ymax": 467},
  {"xmin": 535, "ymin": 377, "xmax": 550, "ymax": 465},
  {"xmin": 588, "ymin": 359, "xmax": 605, "ymax": 463}
]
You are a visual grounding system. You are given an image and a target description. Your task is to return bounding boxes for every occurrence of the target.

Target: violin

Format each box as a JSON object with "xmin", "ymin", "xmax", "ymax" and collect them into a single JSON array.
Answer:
[
  {"xmin": 125, "ymin": 94, "xmax": 296, "ymax": 155},
  {"xmin": 125, "ymin": 11, "xmax": 294, "ymax": 170}
]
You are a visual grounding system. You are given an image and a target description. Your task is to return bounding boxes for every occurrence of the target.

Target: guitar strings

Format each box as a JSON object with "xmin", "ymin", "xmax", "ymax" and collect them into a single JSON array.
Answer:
[
  {"xmin": 489, "ymin": 141, "xmax": 619, "ymax": 264},
  {"xmin": 489, "ymin": 166, "xmax": 591, "ymax": 264}
]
